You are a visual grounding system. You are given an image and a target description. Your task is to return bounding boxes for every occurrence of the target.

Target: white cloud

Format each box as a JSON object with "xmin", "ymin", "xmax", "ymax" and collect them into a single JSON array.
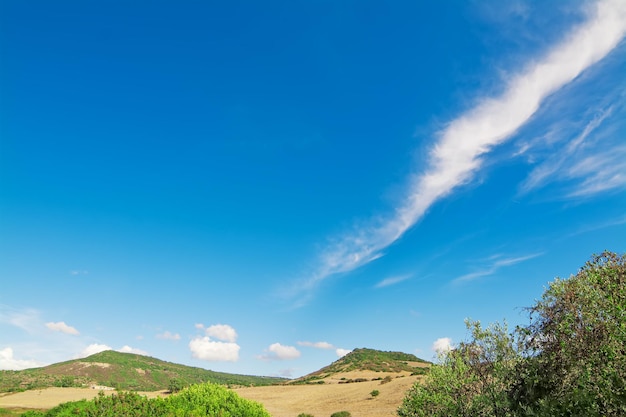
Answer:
[
  {"xmin": 297, "ymin": 341, "xmax": 334, "ymax": 350},
  {"xmin": 374, "ymin": 274, "xmax": 412, "ymax": 288},
  {"xmin": 46, "ymin": 321, "xmax": 80, "ymax": 335},
  {"xmin": 258, "ymin": 343, "xmax": 301, "ymax": 361},
  {"xmin": 432, "ymin": 338, "xmax": 453, "ymax": 354},
  {"xmin": 0, "ymin": 347, "xmax": 42, "ymax": 370},
  {"xmin": 205, "ymin": 324, "xmax": 238, "ymax": 342},
  {"xmin": 189, "ymin": 337, "xmax": 240, "ymax": 362},
  {"xmin": 195, "ymin": 323, "xmax": 205, "ymax": 330},
  {"xmin": 118, "ymin": 345, "xmax": 148, "ymax": 355},
  {"xmin": 0, "ymin": 305, "xmax": 41, "ymax": 334},
  {"xmin": 453, "ymin": 252, "xmax": 542, "ymax": 283},
  {"xmin": 156, "ymin": 331, "xmax": 181, "ymax": 341},
  {"xmin": 78, "ymin": 343, "xmax": 111, "ymax": 358},
  {"xmin": 518, "ymin": 103, "xmax": 626, "ymax": 198},
  {"xmin": 290, "ymin": 0, "xmax": 626, "ymax": 299},
  {"xmin": 336, "ymin": 348, "xmax": 352, "ymax": 358}
]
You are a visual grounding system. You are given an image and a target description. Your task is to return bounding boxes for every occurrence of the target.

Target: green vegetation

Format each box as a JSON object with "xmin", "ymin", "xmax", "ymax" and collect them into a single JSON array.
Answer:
[
  {"xmin": 293, "ymin": 348, "xmax": 430, "ymax": 384},
  {"xmin": 0, "ymin": 351, "xmax": 286, "ymax": 393},
  {"xmin": 370, "ymin": 389, "xmax": 380, "ymax": 398},
  {"xmin": 15, "ymin": 382, "xmax": 270, "ymax": 417},
  {"xmin": 296, "ymin": 414, "xmax": 314, "ymax": 417},
  {"xmin": 398, "ymin": 251, "xmax": 626, "ymax": 417},
  {"xmin": 329, "ymin": 412, "xmax": 351, "ymax": 417}
]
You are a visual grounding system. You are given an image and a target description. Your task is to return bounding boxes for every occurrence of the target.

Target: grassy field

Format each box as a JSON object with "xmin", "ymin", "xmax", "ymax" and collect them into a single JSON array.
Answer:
[
  {"xmin": 0, "ymin": 348, "xmax": 430, "ymax": 416},
  {"xmin": 0, "ymin": 373, "xmax": 422, "ymax": 417}
]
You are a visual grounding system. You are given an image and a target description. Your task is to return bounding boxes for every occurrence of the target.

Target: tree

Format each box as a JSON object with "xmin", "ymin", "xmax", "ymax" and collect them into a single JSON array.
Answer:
[
  {"xmin": 512, "ymin": 251, "xmax": 626, "ymax": 416},
  {"xmin": 398, "ymin": 320, "xmax": 520, "ymax": 417},
  {"xmin": 168, "ymin": 377, "xmax": 184, "ymax": 393},
  {"xmin": 398, "ymin": 251, "xmax": 626, "ymax": 417}
]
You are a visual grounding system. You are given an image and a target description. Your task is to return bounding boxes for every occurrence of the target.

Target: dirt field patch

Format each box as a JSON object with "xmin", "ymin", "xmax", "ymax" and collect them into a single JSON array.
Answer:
[
  {"xmin": 0, "ymin": 387, "xmax": 167, "ymax": 410},
  {"xmin": 0, "ymin": 376, "xmax": 420, "ymax": 416},
  {"xmin": 235, "ymin": 375, "xmax": 421, "ymax": 417}
]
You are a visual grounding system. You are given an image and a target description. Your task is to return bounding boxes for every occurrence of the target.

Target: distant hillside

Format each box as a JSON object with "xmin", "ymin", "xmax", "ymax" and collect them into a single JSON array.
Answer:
[
  {"xmin": 0, "ymin": 350, "xmax": 286, "ymax": 393},
  {"xmin": 292, "ymin": 348, "xmax": 431, "ymax": 384}
]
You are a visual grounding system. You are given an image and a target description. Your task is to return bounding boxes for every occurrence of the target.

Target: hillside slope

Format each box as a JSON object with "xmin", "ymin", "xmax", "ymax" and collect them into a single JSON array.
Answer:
[
  {"xmin": 291, "ymin": 348, "xmax": 430, "ymax": 385},
  {"xmin": 0, "ymin": 350, "xmax": 286, "ymax": 393}
]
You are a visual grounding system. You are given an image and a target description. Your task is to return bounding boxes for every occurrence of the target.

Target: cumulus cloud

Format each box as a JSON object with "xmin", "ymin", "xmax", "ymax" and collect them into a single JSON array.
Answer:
[
  {"xmin": 189, "ymin": 337, "xmax": 240, "ymax": 362},
  {"xmin": 0, "ymin": 347, "xmax": 42, "ymax": 370},
  {"xmin": 118, "ymin": 345, "xmax": 148, "ymax": 355},
  {"xmin": 156, "ymin": 331, "xmax": 181, "ymax": 341},
  {"xmin": 336, "ymin": 348, "xmax": 352, "ymax": 358},
  {"xmin": 78, "ymin": 343, "xmax": 112, "ymax": 358},
  {"xmin": 432, "ymin": 338, "xmax": 453, "ymax": 354},
  {"xmin": 297, "ymin": 341, "xmax": 334, "ymax": 350},
  {"xmin": 258, "ymin": 343, "xmax": 301, "ymax": 361},
  {"xmin": 205, "ymin": 324, "xmax": 238, "ymax": 342},
  {"xmin": 290, "ymin": 0, "xmax": 626, "ymax": 299},
  {"xmin": 45, "ymin": 321, "xmax": 80, "ymax": 335}
]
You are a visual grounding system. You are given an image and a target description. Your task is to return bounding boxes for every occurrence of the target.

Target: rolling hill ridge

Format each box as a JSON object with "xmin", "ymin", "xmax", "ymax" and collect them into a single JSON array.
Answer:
[{"xmin": 0, "ymin": 350, "xmax": 286, "ymax": 393}]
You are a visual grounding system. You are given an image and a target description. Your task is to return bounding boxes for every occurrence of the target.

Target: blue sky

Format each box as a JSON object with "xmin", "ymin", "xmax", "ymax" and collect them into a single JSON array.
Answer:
[{"xmin": 1, "ymin": 0, "xmax": 625, "ymax": 378}]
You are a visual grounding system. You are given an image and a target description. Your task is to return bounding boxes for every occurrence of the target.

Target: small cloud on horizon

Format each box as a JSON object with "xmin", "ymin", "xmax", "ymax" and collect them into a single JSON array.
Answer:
[
  {"xmin": 0, "ymin": 347, "xmax": 43, "ymax": 370},
  {"xmin": 188, "ymin": 323, "xmax": 241, "ymax": 362},
  {"xmin": 204, "ymin": 324, "xmax": 237, "ymax": 343},
  {"xmin": 297, "ymin": 341, "xmax": 334, "ymax": 350},
  {"xmin": 432, "ymin": 337, "xmax": 453, "ymax": 354},
  {"xmin": 257, "ymin": 343, "xmax": 301, "ymax": 361},
  {"xmin": 336, "ymin": 348, "xmax": 352, "ymax": 358}
]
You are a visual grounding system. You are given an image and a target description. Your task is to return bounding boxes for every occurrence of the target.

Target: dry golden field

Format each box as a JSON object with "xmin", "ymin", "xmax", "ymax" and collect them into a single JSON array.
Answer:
[{"xmin": 0, "ymin": 371, "xmax": 423, "ymax": 417}]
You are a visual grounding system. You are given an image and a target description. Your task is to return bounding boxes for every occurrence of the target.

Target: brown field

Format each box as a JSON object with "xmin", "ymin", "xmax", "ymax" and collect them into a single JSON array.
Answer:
[
  {"xmin": 235, "ymin": 372, "xmax": 420, "ymax": 417},
  {"xmin": 0, "ymin": 387, "xmax": 167, "ymax": 410},
  {"xmin": 0, "ymin": 372, "xmax": 422, "ymax": 417}
]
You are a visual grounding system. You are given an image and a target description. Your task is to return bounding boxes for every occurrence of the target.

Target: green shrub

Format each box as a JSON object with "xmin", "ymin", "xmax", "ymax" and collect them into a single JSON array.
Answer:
[
  {"xmin": 297, "ymin": 414, "xmax": 314, "ymax": 417},
  {"xmin": 330, "ymin": 411, "xmax": 351, "ymax": 417},
  {"xmin": 370, "ymin": 389, "xmax": 380, "ymax": 398},
  {"xmin": 36, "ymin": 382, "xmax": 270, "ymax": 416},
  {"xmin": 398, "ymin": 251, "xmax": 626, "ymax": 417}
]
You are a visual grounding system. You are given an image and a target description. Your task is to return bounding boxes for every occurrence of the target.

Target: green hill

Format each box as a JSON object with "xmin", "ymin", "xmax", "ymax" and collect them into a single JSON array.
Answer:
[
  {"xmin": 0, "ymin": 350, "xmax": 286, "ymax": 393},
  {"xmin": 292, "ymin": 348, "xmax": 431, "ymax": 384}
]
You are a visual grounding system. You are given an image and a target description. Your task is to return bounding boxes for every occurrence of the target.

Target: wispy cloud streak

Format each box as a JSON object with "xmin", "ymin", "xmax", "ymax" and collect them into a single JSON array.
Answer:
[
  {"xmin": 452, "ymin": 253, "xmax": 543, "ymax": 284},
  {"xmin": 295, "ymin": 0, "xmax": 626, "ymax": 297}
]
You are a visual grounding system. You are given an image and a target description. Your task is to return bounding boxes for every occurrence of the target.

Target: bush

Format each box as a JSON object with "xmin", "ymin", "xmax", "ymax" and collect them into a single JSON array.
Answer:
[
  {"xmin": 370, "ymin": 389, "xmax": 380, "ymax": 398},
  {"xmin": 330, "ymin": 412, "xmax": 351, "ymax": 417},
  {"xmin": 297, "ymin": 414, "xmax": 314, "ymax": 417},
  {"xmin": 36, "ymin": 382, "xmax": 271, "ymax": 416},
  {"xmin": 398, "ymin": 251, "xmax": 626, "ymax": 417}
]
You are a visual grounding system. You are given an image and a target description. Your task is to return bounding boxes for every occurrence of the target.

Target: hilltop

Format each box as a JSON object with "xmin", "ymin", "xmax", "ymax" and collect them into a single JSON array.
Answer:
[
  {"xmin": 291, "ymin": 348, "xmax": 430, "ymax": 385},
  {"xmin": 0, "ymin": 350, "xmax": 286, "ymax": 393}
]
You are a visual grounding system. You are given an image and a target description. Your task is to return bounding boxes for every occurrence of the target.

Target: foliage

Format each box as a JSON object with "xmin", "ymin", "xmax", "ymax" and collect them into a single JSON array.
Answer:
[
  {"xmin": 1, "ymin": 351, "xmax": 286, "ymax": 393},
  {"xmin": 296, "ymin": 414, "xmax": 314, "ymax": 417},
  {"xmin": 513, "ymin": 251, "xmax": 626, "ymax": 416},
  {"xmin": 398, "ymin": 251, "xmax": 626, "ymax": 417},
  {"xmin": 25, "ymin": 382, "xmax": 270, "ymax": 417},
  {"xmin": 167, "ymin": 378, "xmax": 184, "ymax": 393},
  {"xmin": 370, "ymin": 389, "xmax": 380, "ymax": 398},
  {"xmin": 294, "ymin": 348, "xmax": 430, "ymax": 384},
  {"xmin": 329, "ymin": 412, "xmax": 351, "ymax": 417}
]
